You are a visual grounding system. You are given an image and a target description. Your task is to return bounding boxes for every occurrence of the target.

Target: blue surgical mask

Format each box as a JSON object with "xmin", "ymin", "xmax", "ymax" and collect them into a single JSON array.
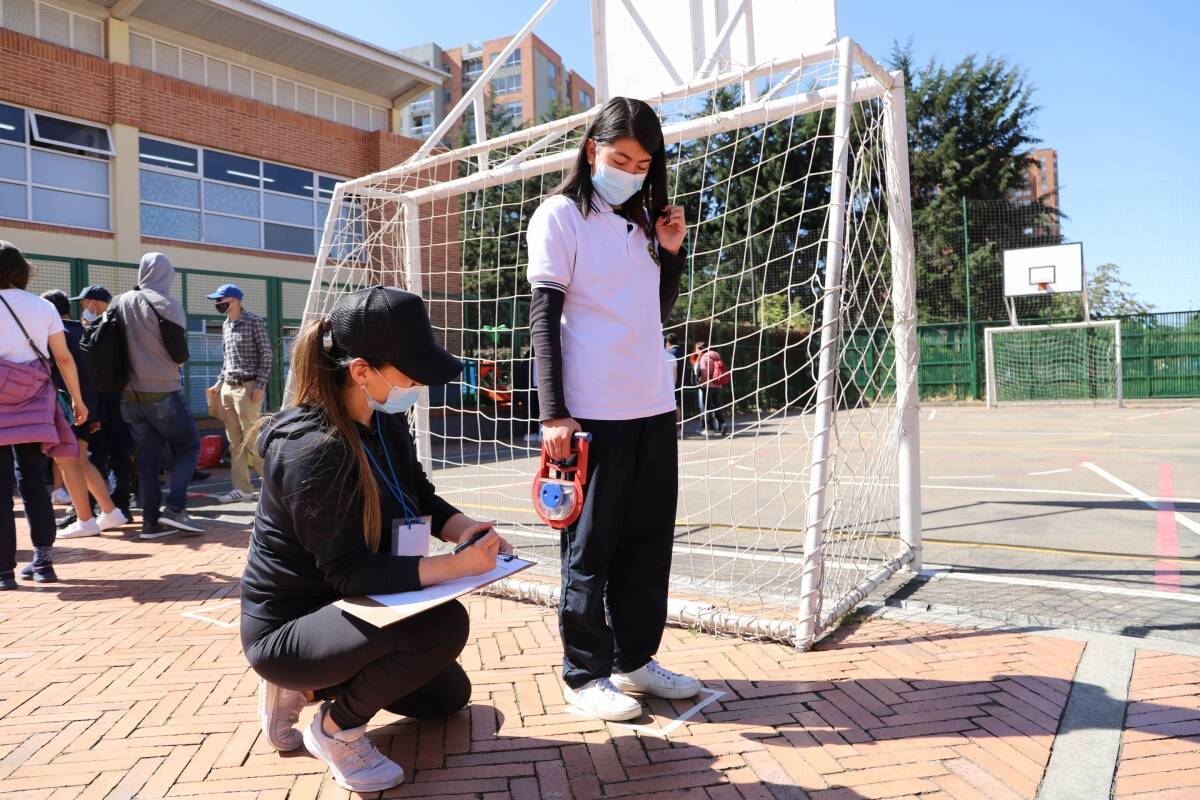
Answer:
[
  {"xmin": 591, "ymin": 160, "xmax": 646, "ymax": 206},
  {"xmin": 363, "ymin": 369, "xmax": 421, "ymax": 415},
  {"xmin": 81, "ymin": 308, "xmax": 99, "ymax": 323}
]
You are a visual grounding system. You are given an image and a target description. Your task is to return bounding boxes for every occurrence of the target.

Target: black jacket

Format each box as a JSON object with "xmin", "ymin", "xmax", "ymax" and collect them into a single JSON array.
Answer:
[{"xmin": 240, "ymin": 405, "xmax": 461, "ymax": 626}]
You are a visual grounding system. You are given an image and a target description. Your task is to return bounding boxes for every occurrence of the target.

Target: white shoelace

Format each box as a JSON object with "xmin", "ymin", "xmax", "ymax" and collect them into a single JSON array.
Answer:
[
  {"xmin": 337, "ymin": 730, "xmax": 381, "ymax": 769},
  {"xmin": 644, "ymin": 661, "xmax": 681, "ymax": 682}
]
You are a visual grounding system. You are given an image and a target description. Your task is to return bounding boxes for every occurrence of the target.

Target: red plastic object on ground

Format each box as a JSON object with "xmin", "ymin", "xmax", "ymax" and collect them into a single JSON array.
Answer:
[{"xmin": 198, "ymin": 434, "xmax": 223, "ymax": 469}]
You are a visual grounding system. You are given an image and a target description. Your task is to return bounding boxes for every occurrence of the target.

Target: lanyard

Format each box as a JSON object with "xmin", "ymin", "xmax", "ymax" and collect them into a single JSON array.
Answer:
[{"xmin": 362, "ymin": 413, "xmax": 417, "ymax": 519}]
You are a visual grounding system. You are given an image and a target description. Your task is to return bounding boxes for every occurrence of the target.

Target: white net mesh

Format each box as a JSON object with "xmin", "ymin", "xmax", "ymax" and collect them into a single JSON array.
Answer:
[
  {"xmin": 294, "ymin": 45, "xmax": 918, "ymax": 645},
  {"xmin": 986, "ymin": 321, "xmax": 1123, "ymax": 406}
]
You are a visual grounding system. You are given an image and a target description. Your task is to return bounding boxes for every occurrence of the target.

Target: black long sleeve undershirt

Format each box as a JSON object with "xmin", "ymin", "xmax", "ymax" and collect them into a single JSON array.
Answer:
[{"xmin": 530, "ymin": 245, "xmax": 686, "ymax": 422}]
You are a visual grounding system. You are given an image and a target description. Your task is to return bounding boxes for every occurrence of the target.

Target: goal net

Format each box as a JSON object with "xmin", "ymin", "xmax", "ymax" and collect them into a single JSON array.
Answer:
[
  {"xmin": 295, "ymin": 39, "xmax": 921, "ymax": 648},
  {"xmin": 985, "ymin": 320, "xmax": 1124, "ymax": 407}
]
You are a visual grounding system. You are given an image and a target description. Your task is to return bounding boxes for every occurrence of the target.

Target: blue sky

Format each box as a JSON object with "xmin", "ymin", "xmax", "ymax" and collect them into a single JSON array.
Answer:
[{"xmin": 277, "ymin": 1, "xmax": 1199, "ymax": 311}]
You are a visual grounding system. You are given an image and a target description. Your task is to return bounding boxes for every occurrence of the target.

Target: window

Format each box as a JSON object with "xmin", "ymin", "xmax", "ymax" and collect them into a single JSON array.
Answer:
[
  {"xmin": 489, "ymin": 49, "xmax": 521, "ymax": 67},
  {"xmin": 579, "ymin": 90, "xmax": 592, "ymax": 107},
  {"xmin": 125, "ymin": 31, "xmax": 387, "ymax": 131},
  {"xmin": 411, "ymin": 115, "xmax": 431, "ymax": 135},
  {"xmin": 463, "ymin": 58, "xmax": 483, "ymax": 80},
  {"xmin": 0, "ymin": 103, "xmax": 110, "ymax": 230},
  {"xmin": 0, "ymin": 1, "xmax": 103, "ymax": 56},
  {"xmin": 491, "ymin": 74, "xmax": 522, "ymax": 95},
  {"xmin": 138, "ymin": 136, "xmax": 360, "ymax": 257},
  {"xmin": 499, "ymin": 101, "xmax": 522, "ymax": 121}
]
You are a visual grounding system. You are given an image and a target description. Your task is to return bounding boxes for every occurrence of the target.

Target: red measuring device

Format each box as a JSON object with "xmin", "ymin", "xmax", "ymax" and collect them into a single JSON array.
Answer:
[{"xmin": 531, "ymin": 432, "xmax": 591, "ymax": 529}]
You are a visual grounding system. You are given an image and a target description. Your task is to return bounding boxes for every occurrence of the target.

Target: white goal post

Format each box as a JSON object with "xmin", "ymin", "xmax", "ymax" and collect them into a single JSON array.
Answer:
[
  {"xmin": 985, "ymin": 320, "xmax": 1124, "ymax": 408},
  {"xmin": 295, "ymin": 36, "xmax": 921, "ymax": 649}
]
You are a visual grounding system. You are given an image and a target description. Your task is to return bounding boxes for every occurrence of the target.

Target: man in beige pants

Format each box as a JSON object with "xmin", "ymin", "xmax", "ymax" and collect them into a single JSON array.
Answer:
[{"xmin": 205, "ymin": 284, "xmax": 272, "ymax": 504}]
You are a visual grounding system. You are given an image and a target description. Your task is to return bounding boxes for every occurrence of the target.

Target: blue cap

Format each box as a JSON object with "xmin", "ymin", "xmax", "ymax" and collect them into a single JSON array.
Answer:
[
  {"xmin": 206, "ymin": 283, "xmax": 244, "ymax": 300},
  {"xmin": 69, "ymin": 285, "xmax": 112, "ymax": 302}
]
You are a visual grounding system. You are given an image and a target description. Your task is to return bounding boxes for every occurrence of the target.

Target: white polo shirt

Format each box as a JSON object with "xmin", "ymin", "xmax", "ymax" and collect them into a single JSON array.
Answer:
[{"xmin": 526, "ymin": 194, "xmax": 676, "ymax": 421}]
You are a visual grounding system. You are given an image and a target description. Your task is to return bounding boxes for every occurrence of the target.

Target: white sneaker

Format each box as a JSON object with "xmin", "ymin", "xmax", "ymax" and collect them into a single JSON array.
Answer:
[
  {"xmin": 51, "ymin": 488, "xmax": 71, "ymax": 505},
  {"xmin": 612, "ymin": 660, "xmax": 703, "ymax": 700},
  {"xmin": 216, "ymin": 489, "xmax": 256, "ymax": 504},
  {"xmin": 58, "ymin": 517, "xmax": 101, "ymax": 539},
  {"xmin": 97, "ymin": 508, "xmax": 128, "ymax": 531},
  {"xmin": 259, "ymin": 678, "xmax": 306, "ymax": 752},
  {"xmin": 563, "ymin": 678, "xmax": 643, "ymax": 721},
  {"xmin": 303, "ymin": 703, "xmax": 405, "ymax": 792}
]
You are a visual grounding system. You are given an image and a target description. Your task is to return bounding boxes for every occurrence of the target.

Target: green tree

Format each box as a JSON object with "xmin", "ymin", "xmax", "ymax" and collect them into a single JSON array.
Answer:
[
  {"xmin": 1085, "ymin": 262, "xmax": 1154, "ymax": 316},
  {"xmin": 890, "ymin": 42, "xmax": 1055, "ymax": 323}
]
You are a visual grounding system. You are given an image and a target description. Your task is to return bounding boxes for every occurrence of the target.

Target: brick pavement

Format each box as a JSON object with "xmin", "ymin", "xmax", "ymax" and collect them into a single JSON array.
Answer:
[{"xmin": 1, "ymin": 513, "xmax": 1199, "ymax": 798}]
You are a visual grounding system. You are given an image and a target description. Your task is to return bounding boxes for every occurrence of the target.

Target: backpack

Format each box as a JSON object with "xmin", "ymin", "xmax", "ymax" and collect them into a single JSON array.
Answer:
[
  {"xmin": 81, "ymin": 306, "xmax": 129, "ymax": 393},
  {"xmin": 704, "ymin": 350, "xmax": 731, "ymax": 387}
]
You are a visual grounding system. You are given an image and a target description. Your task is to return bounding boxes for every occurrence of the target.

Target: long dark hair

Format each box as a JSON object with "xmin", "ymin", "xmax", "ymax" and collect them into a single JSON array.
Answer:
[
  {"xmin": 557, "ymin": 97, "xmax": 667, "ymax": 238},
  {"xmin": 0, "ymin": 241, "xmax": 31, "ymax": 290},
  {"xmin": 244, "ymin": 318, "xmax": 389, "ymax": 550}
]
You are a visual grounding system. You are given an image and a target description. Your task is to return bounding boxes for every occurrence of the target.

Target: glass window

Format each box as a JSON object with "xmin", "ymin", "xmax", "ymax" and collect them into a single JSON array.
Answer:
[
  {"xmin": 30, "ymin": 114, "xmax": 113, "ymax": 156},
  {"xmin": 0, "ymin": 104, "xmax": 24, "ymax": 143},
  {"xmin": 263, "ymin": 192, "xmax": 312, "ymax": 226},
  {"xmin": 141, "ymin": 204, "xmax": 200, "ymax": 240},
  {"xmin": 489, "ymin": 49, "xmax": 520, "ymax": 67},
  {"xmin": 203, "ymin": 150, "xmax": 261, "ymax": 187},
  {"xmin": 139, "ymin": 170, "xmax": 199, "ymax": 207},
  {"xmin": 204, "ymin": 182, "xmax": 258, "ymax": 217},
  {"xmin": 318, "ymin": 175, "xmax": 338, "ymax": 199},
  {"xmin": 491, "ymin": 74, "xmax": 521, "ymax": 95},
  {"xmin": 32, "ymin": 187, "xmax": 107, "ymax": 229},
  {"xmin": 265, "ymin": 222, "xmax": 314, "ymax": 255},
  {"xmin": 0, "ymin": 182, "xmax": 25, "ymax": 219},
  {"xmin": 0, "ymin": 143, "xmax": 25, "ymax": 181},
  {"xmin": 203, "ymin": 213, "xmax": 259, "ymax": 248},
  {"xmin": 139, "ymin": 137, "xmax": 197, "ymax": 172},
  {"xmin": 263, "ymin": 162, "xmax": 312, "ymax": 197},
  {"xmin": 500, "ymin": 101, "xmax": 522, "ymax": 120},
  {"xmin": 31, "ymin": 150, "xmax": 108, "ymax": 194}
]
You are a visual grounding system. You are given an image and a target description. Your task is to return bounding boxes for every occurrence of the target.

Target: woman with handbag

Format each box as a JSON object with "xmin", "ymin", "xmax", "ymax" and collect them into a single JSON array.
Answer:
[{"xmin": 0, "ymin": 242, "xmax": 88, "ymax": 588}]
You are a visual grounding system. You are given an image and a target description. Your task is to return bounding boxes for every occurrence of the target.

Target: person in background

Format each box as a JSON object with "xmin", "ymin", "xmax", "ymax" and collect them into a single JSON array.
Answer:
[
  {"xmin": 112, "ymin": 253, "xmax": 203, "ymax": 540},
  {"xmin": 664, "ymin": 333, "xmax": 684, "ymax": 433},
  {"xmin": 72, "ymin": 284, "xmax": 133, "ymax": 526},
  {"xmin": 688, "ymin": 341, "xmax": 704, "ymax": 433},
  {"xmin": 38, "ymin": 291, "xmax": 126, "ymax": 543},
  {"xmin": 0, "ymin": 242, "xmax": 87, "ymax": 588},
  {"xmin": 205, "ymin": 284, "xmax": 272, "ymax": 504},
  {"xmin": 695, "ymin": 342, "xmax": 728, "ymax": 437}
]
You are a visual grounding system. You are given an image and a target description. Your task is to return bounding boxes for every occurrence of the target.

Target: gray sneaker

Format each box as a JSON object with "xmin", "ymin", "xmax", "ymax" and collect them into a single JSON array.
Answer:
[
  {"xmin": 139, "ymin": 522, "xmax": 176, "ymax": 541},
  {"xmin": 302, "ymin": 703, "xmax": 405, "ymax": 793},
  {"xmin": 159, "ymin": 508, "xmax": 204, "ymax": 533}
]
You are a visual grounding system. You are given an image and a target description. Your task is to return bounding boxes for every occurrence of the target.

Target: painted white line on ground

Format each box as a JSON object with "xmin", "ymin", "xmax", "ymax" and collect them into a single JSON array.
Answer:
[
  {"xmin": 181, "ymin": 600, "xmax": 239, "ymax": 628},
  {"xmin": 927, "ymin": 475, "xmax": 995, "ymax": 480},
  {"xmin": 1128, "ymin": 406, "xmax": 1193, "ymax": 421},
  {"xmin": 566, "ymin": 688, "xmax": 727, "ymax": 739},
  {"xmin": 1080, "ymin": 462, "xmax": 1200, "ymax": 537},
  {"xmin": 921, "ymin": 566, "xmax": 1200, "ymax": 605},
  {"xmin": 1028, "ymin": 468, "xmax": 1072, "ymax": 476},
  {"xmin": 927, "ymin": 409, "xmax": 937, "ymax": 421}
]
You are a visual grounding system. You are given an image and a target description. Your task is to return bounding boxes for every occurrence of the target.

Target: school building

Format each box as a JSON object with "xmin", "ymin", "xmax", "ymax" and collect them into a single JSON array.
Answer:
[{"xmin": 0, "ymin": 0, "xmax": 454, "ymax": 411}]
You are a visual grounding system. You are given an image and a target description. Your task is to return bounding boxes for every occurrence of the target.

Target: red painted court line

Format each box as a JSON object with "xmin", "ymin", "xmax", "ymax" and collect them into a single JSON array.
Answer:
[{"xmin": 1155, "ymin": 462, "xmax": 1181, "ymax": 592}]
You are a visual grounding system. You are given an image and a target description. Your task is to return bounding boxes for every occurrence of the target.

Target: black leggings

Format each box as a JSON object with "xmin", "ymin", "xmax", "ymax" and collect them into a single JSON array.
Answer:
[{"xmin": 241, "ymin": 600, "xmax": 471, "ymax": 730}]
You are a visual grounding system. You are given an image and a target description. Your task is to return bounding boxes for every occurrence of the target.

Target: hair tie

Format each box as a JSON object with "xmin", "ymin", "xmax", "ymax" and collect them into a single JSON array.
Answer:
[{"xmin": 320, "ymin": 318, "xmax": 334, "ymax": 353}]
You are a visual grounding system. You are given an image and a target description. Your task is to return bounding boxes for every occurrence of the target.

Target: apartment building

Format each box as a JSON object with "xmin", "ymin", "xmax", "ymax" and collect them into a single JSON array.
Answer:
[{"xmin": 399, "ymin": 32, "xmax": 595, "ymax": 142}]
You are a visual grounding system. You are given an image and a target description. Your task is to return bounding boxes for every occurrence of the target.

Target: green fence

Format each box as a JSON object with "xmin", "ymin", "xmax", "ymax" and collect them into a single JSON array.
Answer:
[
  {"xmin": 24, "ymin": 253, "xmax": 309, "ymax": 418},
  {"xmin": 844, "ymin": 311, "xmax": 1200, "ymax": 403}
]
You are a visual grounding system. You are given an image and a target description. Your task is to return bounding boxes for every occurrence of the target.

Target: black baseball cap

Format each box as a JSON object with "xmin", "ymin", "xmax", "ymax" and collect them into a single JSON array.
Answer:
[
  {"xmin": 70, "ymin": 285, "xmax": 112, "ymax": 302},
  {"xmin": 327, "ymin": 286, "xmax": 462, "ymax": 386}
]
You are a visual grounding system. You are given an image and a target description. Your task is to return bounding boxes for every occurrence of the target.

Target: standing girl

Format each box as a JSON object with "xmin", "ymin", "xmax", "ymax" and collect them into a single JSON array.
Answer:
[{"xmin": 527, "ymin": 97, "xmax": 700, "ymax": 721}]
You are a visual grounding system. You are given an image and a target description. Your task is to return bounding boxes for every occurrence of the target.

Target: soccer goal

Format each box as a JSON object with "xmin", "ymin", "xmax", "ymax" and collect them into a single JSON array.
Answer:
[
  {"xmin": 294, "ymin": 14, "xmax": 920, "ymax": 648},
  {"xmin": 985, "ymin": 320, "xmax": 1124, "ymax": 407}
]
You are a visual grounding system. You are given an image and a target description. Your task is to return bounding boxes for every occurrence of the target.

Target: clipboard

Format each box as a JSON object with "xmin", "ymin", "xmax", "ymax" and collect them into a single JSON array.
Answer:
[{"xmin": 335, "ymin": 555, "xmax": 535, "ymax": 628}]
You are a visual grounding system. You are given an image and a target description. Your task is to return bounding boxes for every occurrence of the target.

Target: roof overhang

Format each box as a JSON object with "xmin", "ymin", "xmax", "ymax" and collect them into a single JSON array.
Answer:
[{"xmin": 95, "ymin": 0, "xmax": 447, "ymax": 104}]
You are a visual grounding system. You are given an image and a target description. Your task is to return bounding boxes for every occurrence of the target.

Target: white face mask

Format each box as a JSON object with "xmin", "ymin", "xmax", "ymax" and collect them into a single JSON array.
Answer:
[
  {"xmin": 363, "ymin": 368, "xmax": 420, "ymax": 415},
  {"xmin": 591, "ymin": 159, "xmax": 646, "ymax": 206}
]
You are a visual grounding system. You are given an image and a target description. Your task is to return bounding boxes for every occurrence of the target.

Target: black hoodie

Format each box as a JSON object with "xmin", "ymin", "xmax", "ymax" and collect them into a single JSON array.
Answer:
[{"xmin": 240, "ymin": 405, "xmax": 461, "ymax": 626}]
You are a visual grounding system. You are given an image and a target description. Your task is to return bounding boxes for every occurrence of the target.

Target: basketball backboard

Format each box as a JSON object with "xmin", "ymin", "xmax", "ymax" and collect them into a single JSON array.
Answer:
[
  {"xmin": 593, "ymin": 0, "xmax": 838, "ymax": 101},
  {"xmin": 1003, "ymin": 242, "xmax": 1084, "ymax": 297}
]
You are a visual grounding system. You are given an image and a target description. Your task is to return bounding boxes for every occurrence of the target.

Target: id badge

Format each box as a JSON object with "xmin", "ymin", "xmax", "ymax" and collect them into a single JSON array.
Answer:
[{"xmin": 391, "ymin": 515, "xmax": 432, "ymax": 557}]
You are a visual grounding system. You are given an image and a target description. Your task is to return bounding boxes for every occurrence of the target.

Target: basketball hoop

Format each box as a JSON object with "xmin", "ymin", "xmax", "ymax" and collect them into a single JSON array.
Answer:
[{"xmin": 1036, "ymin": 282, "xmax": 1050, "ymax": 293}]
